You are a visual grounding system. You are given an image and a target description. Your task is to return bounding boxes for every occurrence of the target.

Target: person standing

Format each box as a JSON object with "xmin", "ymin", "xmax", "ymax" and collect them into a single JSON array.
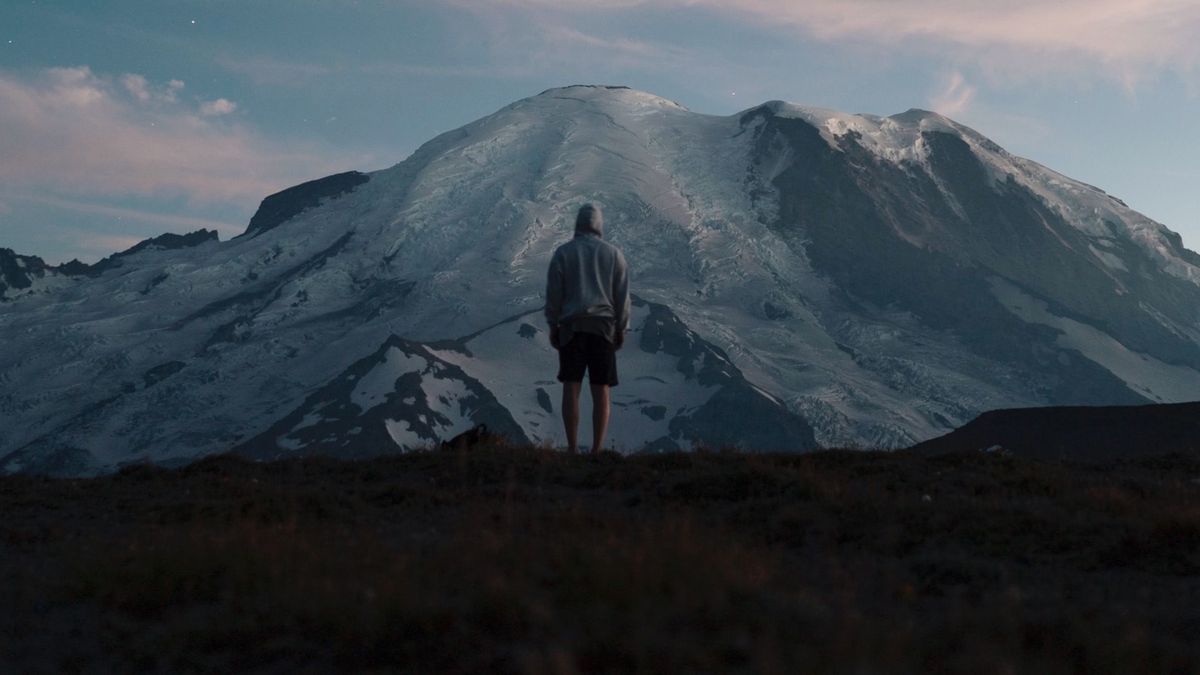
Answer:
[{"xmin": 544, "ymin": 203, "xmax": 631, "ymax": 453}]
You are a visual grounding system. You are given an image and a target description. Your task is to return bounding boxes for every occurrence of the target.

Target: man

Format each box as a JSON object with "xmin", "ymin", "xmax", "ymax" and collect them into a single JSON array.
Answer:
[{"xmin": 544, "ymin": 203, "xmax": 631, "ymax": 453}]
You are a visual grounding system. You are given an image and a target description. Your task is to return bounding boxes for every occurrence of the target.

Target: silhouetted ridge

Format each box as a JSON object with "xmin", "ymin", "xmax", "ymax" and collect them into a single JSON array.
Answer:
[
  {"xmin": 910, "ymin": 401, "xmax": 1200, "ymax": 462},
  {"xmin": 73, "ymin": 229, "xmax": 221, "ymax": 277},
  {"xmin": 537, "ymin": 84, "xmax": 633, "ymax": 96},
  {"xmin": 0, "ymin": 248, "xmax": 48, "ymax": 294},
  {"xmin": 119, "ymin": 229, "xmax": 219, "ymax": 257},
  {"xmin": 241, "ymin": 171, "xmax": 370, "ymax": 239}
]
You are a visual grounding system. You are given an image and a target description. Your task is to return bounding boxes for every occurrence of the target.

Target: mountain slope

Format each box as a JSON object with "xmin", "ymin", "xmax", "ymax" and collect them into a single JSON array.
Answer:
[
  {"xmin": 234, "ymin": 297, "xmax": 814, "ymax": 462},
  {"xmin": 2, "ymin": 85, "xmax": 1199, "ymax": 474}
]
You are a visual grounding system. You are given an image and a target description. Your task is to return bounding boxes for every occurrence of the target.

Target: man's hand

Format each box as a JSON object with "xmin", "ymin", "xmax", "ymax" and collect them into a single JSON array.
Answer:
[
  {"xmin": 549, "ymin": 325, "xmax": 561, "ymax": 351},
  {"xmin": 614, "ymin": 330, "xmax": 625, "ymax": 351}
]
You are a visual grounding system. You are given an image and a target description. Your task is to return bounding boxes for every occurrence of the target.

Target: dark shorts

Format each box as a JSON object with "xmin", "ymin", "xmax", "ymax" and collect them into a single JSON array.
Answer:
[{"xmin": 557, "ymin": 332, "xmax": 619, "ymax": 386}]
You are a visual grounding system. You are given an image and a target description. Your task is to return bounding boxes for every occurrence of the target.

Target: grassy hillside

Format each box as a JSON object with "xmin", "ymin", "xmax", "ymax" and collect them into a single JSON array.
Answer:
[{"xmin": 2, "ymin": 446, "xmax": 1199, "ymax": 673}]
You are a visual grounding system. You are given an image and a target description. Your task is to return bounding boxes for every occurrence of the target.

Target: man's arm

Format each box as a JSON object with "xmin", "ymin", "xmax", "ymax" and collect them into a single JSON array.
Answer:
[
  {"xmin": 545, "ymin": 250, "xmax": 564, "ymax": 349},
  {"xmin": 612, "ymin": 249, "xmax": 631, "ymax": 350}
]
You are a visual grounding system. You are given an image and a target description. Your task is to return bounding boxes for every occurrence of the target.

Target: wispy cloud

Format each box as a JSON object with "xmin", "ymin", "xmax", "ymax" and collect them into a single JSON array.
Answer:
[
  {"xmin": 215, "ymin": 54, "xmax": 537, "ymax": 86},
  {"xmin": 0, "ymin": 66, "xmax": 371, "ymax": 205},
  {"xmin": 534, "ymin": 23, "xmax": 689, "ymax": 62},
  {"xmin": 217, "ymin": 3, "xmax": 697, "ymax": 88},
  {"xmin": 482, "ymin": 0, "xmax": 1200, "ymax": 81},
  {"xmin": 120, "ymin": 74, "xmax": 183, "ymax": 104},
  {"xmin": 929, "ymin": 72, "xmax": 976, "ymax": 116},
  {"xmin": 10, "ymin": 193, "xmax": 243, "ymax": 237}
]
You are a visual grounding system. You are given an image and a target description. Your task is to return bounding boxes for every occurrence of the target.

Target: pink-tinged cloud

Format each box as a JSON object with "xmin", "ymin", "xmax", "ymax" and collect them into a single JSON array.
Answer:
[
  {"xmin": 486, "ymin": 0, "xmax": 1200, "ymax": 76},
  {"xmin": 119, "ymin": 74, "xmax": 183, "ymax": 103},
  {"xmin": 0, "ymin": 66, "xmax": 373, "ymax": 206},
  {"xmin": 199, "ymin": 97, "xmax": 238, "ymax": 116},
  {"xmin": 12, "ymin": 193, "xmax": 243, "ymax": 238}
]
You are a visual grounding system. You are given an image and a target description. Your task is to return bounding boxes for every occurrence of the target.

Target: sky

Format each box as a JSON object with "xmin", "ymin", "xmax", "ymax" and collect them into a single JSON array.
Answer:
[{"xmin": 2, "ymin": 0, "xmax": 1199, "ymax": 264}]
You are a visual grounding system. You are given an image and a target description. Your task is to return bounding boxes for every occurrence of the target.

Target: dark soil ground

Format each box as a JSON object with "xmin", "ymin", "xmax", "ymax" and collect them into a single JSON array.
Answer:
[{"xmin": 2, "ymin": 446, "xmax": 1199, "ymax": 674}]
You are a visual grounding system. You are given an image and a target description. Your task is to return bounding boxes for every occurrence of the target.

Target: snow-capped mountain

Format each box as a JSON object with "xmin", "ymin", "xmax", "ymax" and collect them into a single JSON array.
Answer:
[{"xmin": 3, "ymin": 85, "xmax": 1199, "ymax": 475}]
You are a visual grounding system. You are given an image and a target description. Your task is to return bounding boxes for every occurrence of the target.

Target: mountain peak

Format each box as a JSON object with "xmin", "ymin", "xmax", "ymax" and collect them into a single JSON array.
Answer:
[
  {"xmin": 531, "ymin": 84, "xmax": 688, "ymax": 111},
  {"xmin": 890, "ymin": 107, "xmax": 945, "ymax": 121},
  {"xmin": 536, "ymin": 84, "xmax": 633, "ymax": 96},
  {"xmin": 748, "ymin": 100, "xmax": 957, "ymax": 132}
]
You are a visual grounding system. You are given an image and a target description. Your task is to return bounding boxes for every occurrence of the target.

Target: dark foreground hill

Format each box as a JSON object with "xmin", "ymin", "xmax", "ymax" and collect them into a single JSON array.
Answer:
[
  {"xmin": 912, "ymin": 401, "xmax": 1200, "ymax": 462},
  {"xmin": 2, "ymin": 446, "xmax": 1199, "ymax": 673}
]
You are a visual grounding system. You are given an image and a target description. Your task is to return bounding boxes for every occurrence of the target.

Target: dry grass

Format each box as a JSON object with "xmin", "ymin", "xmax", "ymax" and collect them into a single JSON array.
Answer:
[{"xmin": 2, "ymin": 446, "xmax": 1199, "ymax": 673}]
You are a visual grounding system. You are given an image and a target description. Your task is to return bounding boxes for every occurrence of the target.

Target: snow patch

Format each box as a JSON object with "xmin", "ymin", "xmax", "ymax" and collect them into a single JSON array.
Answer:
[
  {"xmin": 276, "ymin": 434, "xmax": 304, "ymax": 451},
  {"xmin": 1088, "ymin": 244, "xmax": 1128, "ymax": 272},
  {"xmin": 290, "ymin": 410, "xmax": 325, "ymax": 433},
  {"xmin": 991, "ymin": 278, "xmax": 1200, "ymax": 402},
  {"xmin": 352, "ymin": 346, "xmax": 428, "ymax": 411},
  {"xmin": 384, "ymin": 419, "xmax": 424, "ymax": 449}
]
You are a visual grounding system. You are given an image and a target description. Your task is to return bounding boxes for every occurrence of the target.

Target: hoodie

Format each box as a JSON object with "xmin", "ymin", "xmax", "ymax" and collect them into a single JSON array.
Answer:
[{"xmin": 544, "ymin": 204, "xmax": 631, "ymax": 345}]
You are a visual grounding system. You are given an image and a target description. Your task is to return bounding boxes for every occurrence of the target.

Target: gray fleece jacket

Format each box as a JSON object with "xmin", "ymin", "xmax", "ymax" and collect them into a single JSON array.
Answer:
[{"xmin": 544, "ymin": 204, "xmax": 631, "ymax": 345}]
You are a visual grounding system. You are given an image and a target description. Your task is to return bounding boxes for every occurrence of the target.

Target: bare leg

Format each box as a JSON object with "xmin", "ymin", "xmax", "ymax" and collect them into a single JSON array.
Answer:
[
  {"xmin": 562, "ymin": 381, "xmax": 582, "ymax": 453},
  {"xmin": 590, "ymin": 384, "xmax": 610, "ymax": 453}
]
